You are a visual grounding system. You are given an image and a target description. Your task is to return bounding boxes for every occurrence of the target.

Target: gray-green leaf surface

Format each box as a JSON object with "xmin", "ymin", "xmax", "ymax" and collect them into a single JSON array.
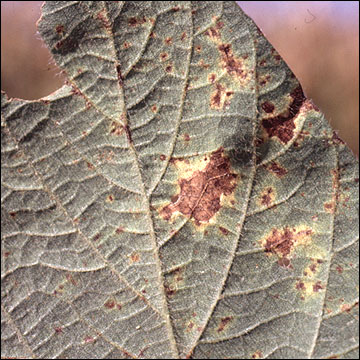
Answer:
[{"xmin": 1, "ymin": 2, "xmax": 358, "ymax": 359}]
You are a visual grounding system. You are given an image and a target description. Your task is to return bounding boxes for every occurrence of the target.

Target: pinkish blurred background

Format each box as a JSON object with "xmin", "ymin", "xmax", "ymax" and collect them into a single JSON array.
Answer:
[{"xmin": 1, "ymin": 1, "xmax": 359, "ymax": 155}]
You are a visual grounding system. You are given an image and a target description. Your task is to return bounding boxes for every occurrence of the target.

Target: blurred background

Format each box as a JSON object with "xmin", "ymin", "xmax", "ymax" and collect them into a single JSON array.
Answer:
[{"xmin": 1, "ymin": 1, "xmax": 359, "ymax": 156}]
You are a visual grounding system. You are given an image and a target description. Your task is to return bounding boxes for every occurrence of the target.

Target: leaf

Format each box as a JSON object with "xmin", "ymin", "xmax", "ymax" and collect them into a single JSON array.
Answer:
[{"xmin": 1, "ymin": 2, "xmax": 358, "ymax": 359}]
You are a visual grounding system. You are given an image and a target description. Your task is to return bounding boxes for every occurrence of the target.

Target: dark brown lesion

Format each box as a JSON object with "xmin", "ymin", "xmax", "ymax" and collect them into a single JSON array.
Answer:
[
  {"xmin": 218, "ymin": 44, "xmax": 248, "ymax": 82},
  {"xmin": 217, "ymin": 316, "xmax": 233, "ymax": 333},
  {"xmin": 265, "ymin": 162, "xmax": 288, "ymax": 178},
  {"xmin": 263, "ymin": 227, "xmax": 313, "ymax": 267},
  {"xmin": 160, "ymin": 148, "xmax": 238, "ymax": 226},
  {"xmin": 261, "ymin": 86, "xmax": 306, "ymax": 144}
]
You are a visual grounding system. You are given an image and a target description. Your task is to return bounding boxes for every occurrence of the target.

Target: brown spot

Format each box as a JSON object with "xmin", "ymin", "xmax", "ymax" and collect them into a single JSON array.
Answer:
[
  {"xmin": 336, "ymin": 266, "xmax": 343, "ymax": 273},
  {"xmin": 165, "ymin": 37, "xmax": 172, "ymax": 45},
  {"xmin": 218, "ymin": 44, "xmax": 248, "ymax": 82},
  {"xmin": 165, "ymin": 65, "xmax": 173, "ymax": 73},
  {"xmin": 150, "ymin": 105, "xmax": 158, "ymax": 114},
  {"xmin": 313, "ymin": 281, "xmax": 323, "ymax": 292},
  {"xmin": 217, "ymin": 316, "xmax": 233, "ymax": 332},
  {"xmin": 130, "ymin": 253, "xmax": 140, "ymax": 263},
  {"xmin": 123, "ymin": 41, "xmax": 131, "ymax": 49},
  {"xmin": 181, "ymin": 32, "xmax": 187, "ymax": 41},
  {"xmin": 183, "ymin": 133, "xmax": 190, "ymax": 142},
  {"xmin": 251, "ymin": 350, "xmax": 263, "ymax": 359},
  {"xmin": 259, "ymin": 59, "xmax": 266, "ymax": 66},
  {"xmin": 150, "ymin": 31, "xmax": 156, "ymax": 38},
  {"xmin": 55, "ymin": 25, "xmax": 65, "ymax": 34},
  {"xmin": 66, "ymin": 274, "xmax": 77, "ymax": 286},
  {"xmin": 55, "ymin": 327, "xmax": 63, "ymax": 334},
  {"xmin": 324, "ymin": 201, "xmax": 335, "ymax": 213},
  {"xmin": 260, "ymin": 187, "xmax": 274, "ymax": 206},
  {"xmin": 261, "ymin": 101, "xmax": 275, "ymax": 113},
  {"xmin": 277, "ymin": 257, "xmax": 291, "ymax": 268},
  {"xmin": 216, "ymin": 21, "xmax": 224, "ymax": 29},
  {"xmin": 9, "ymin": 212, "xmax": 16, "ymax": 218},
  {"xmin": 160, "ymin": 154, "xmax": 166, "ymax": 161},
  {"xmin": 87, "ymin": 162, "xmax": 94, "ymax": 170},
  {"xmin": 128, "ymin": 16, "xmax": 147, "ymax": 27},
  {"xmin": 110, "ymin": 121, "xmax": 124, "ymax": 136},
  {"xmin": 116, "ymin": 226, "xmax": 124, "ymax": 234},
  {"xmin": 210, "ymin": 83, "xmax": 233, "ymax": 110},
  {"xmin": 160, "ymin": 148, "xmax": 238, "ymax": 226},
  {"xmin": 84, "ymin": 336, "xmax": 95, "ymax": 344},
  {"xmin": 205, "ymin": 27, "xmax": 220, "ymax": 40},
  {"xmin": 266, "ymin": 162, "xmax": 287, "ymax": 178},
  {"xmin": 97, "ymin": 9, "xmax": 111, "ymax": 30},
  {"xmin": 198, "ymin": 59, "xmax": 209, "ymax": 69},
  {"xmin": 341, "ymin": 303, "xmax": 358, "ymax": 313},
  {"xmin": 160, "ymin": 52, "xmax": 168, "ymax": 61},
  {"xmin": 4, "ymin": 251, "xmax": 11, "ymax": 257},
  {"xmin": 115, "ymin": 64, "xmax": 123, "ymax": 87},
  {"xmin": 165, "ymin": 284, "xmax": 176, "ymax": 297},
  {"xmin": 296, "ymin": 281, "xmax": 305, "ymax": 290},
  {"xmin": 309, "ymin": 263, "xmax": 317, "ymax": 273},
  {"xmin": 172, "ymin": 6, "xmax": 180, "ymax": 12},
  {"xmin": 262, "ymin": 86, "xmax": 306, "ymax": 144},
  {"xmin": 263, "ymin": 227, "xmax": 313, "ymax": 258},
  {"xmin": 107, "ymin": 195, "xmax": 114, "ymax": 202},
  {"xmin": 195, "ymin": 45, "xmax": 201, "ymax": 52},
  {"xmin": 219, "ymin": 227, "xmax": 229, "ymax": 235},
  {"xmin": 104, "ymin": 299, "xmax": 115, "ymax": 309},
  {"xmin": 124, "ymin": 124, "xmax": 133, "ymax": 144}
]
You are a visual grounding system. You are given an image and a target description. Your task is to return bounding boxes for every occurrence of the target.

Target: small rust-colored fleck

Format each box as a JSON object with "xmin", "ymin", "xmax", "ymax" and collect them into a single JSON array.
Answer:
[
  {"xmin": 128, "ymin": 16, "xmax": 146, "ymax": 27},
  {"xmin": 219, "ymin": 227, "xmax": 229, "ymax": 235},
  {"xmin": 324, "ymin": 202, "xmax": 335, "ymax": 213},
  {"xmin": 313, "ymin": 281, "xmax": 323, "ymax": 292},
  {"xmin": 208, "ymin": 73, "xmax": 216, "ymax": 83},
  {"xmin": 260, "ymin": 187, "xmax": 274, "ymax": 206},
  {"xmin": 336, "ymin": 266, "xmax": 343, "ymax": 273},
  {"xmin": 160, "ymin": 52, "xmax": 168, "ymax": 61},
  {"xmin": 266, "ymin": 162, "xmax": 287, "ymax": 178},
  {"xmin": 251, "ymin": 350, "xmax": 263, "ymax": 359},
  {"xmin": 130, "ymin": 253, "xmax": 140, "ymax": 263},
  {"xmin": 160, "ymin": 154, "xmax": 166, "ymax": 161},
  {"xmin": 296, "ymin": 281, "xmax": 305, "ymax": 290},
  {"xmin": 55, "ymin": 25, "xmax": 65, "ymax": 34},
  {"xmin": 183, "ymin": 133, "xmax": 190, "ymax": 142},
  {"xmin": 104, "ymin": 299, "xmax": 115, "ymax": 309},
  {"xmin": 116, "ymin": 226, "xmax": 124, "ymax": 234},
  {"xmin": 217, "ymin": 316, "xmax": 233, "ymax": 332},
  {"xmin": 84, "ymin": 336, "xmax": 95, "ymax": 344},
  {"xmin": 165, "ymin": 37, "xmax": 172, "ymax": 45},
  {"xmin": 110, "ymin": 121, "xmax": 124, "ymax": 136}
]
